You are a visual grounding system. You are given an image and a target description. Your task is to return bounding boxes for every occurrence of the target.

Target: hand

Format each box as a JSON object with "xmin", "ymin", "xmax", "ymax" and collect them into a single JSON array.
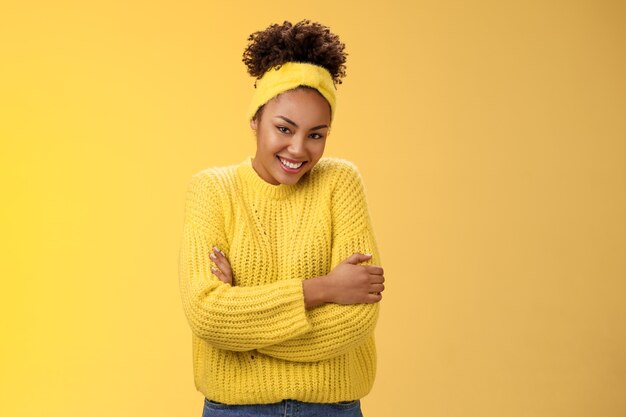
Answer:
[
  {"xmin": 209, "ymin": 246, "xmax": 233, "ymax": 285},
  {"xmin": 325, "ymin": 253, "xmax": 385, "ymax": 304}
]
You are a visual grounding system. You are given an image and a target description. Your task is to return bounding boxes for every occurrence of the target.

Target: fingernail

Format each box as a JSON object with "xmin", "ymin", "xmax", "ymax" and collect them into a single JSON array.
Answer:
[
  {"xmin": 210, "ymin": 266, "xmax": 216, "ymax": 272},
  {"xmin": 364, "ymin": 253, "xmax": 372, "ymax": 257},
  {"xmin": 209, "ymin": 253, "xmax": 216, "ymax": 260},
  {"xmin": 220, "ymin": 251, "xmax": 225, "ymax": 257},
  {"xmin": 213, "ymin": 246, "xmax": 220, "ymax": 253}
]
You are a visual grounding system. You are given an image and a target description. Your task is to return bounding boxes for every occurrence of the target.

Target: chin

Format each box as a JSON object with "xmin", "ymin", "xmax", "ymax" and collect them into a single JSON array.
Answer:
[
  {"xmin": 280, "ymin": 176, "xmax": 301, "ymax": 185},
  {"xmin": 275, "ymin": 171, "xmax": 301, "ymax": 185}
]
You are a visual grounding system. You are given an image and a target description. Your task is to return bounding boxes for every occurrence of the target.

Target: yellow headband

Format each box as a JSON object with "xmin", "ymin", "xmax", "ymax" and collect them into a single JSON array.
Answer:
[{"xmin": 247, "ymin": 61, "xmax": 337, "ymax": 122}]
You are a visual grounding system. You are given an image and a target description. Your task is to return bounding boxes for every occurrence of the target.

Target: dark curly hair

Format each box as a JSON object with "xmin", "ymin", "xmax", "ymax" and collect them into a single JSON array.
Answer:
[{"xmin": 242, "ymin": 20, "xmax": 347, "ymax": 85}]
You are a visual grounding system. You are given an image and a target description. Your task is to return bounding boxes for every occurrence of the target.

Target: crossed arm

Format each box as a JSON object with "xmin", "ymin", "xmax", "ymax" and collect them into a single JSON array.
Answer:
[{"xmin": 209, "ymin": 229, "xmax": 384, "ymax": 362}]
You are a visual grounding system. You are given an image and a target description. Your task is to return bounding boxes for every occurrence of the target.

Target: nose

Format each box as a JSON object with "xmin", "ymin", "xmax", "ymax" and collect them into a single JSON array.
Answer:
[{"xmin": 287, "ymin": 134, "xmax": 307, "ymax": 157}]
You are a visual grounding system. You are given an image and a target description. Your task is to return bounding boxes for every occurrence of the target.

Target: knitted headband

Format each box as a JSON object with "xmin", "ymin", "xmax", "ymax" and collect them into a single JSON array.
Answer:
[{"xmin": 247, "ymin": 61, "xmax": 337, "ymax": 122}]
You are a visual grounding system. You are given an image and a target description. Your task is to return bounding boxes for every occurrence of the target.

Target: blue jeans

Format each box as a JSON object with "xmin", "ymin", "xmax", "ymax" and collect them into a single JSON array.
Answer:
[{"xmin": 202, "ymin": 397, "xmax": 363, "ymax": 417}]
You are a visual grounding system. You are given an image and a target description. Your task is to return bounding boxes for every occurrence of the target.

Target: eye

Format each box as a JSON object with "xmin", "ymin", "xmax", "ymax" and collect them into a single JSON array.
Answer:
[
  {"xmin": 309, "ymin": 133, "xmax": 325, "ymax": 140},
  {"xmin": 276, "ymin": 125, "xmax": 290, "ymax": 134}
]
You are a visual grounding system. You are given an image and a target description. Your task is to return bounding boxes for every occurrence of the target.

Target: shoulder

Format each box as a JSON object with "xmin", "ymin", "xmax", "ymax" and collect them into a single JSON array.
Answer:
[
  {"xmin": 183, "ymin": 163, "xmax": 241, "ymax": 226},
  {"xmin": 310, "ymin": 157, "xmax": 363, "ymax": 185},
  {"xmin": 308, "ymin": 157, "xmax": 369, "ymax": 210},
  {"xmin": 184, "ymin": 163, "xmax": 240, "ymax": 215},
  {"xmin": 187, "ymin": 163, "xmax": 238, "ymax": 193}
]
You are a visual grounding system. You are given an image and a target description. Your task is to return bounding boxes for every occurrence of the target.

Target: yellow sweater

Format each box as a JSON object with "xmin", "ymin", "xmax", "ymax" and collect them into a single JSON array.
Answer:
[{"xmin": 178, "ymin": 155, "xmax": 382, "ymax": 404}]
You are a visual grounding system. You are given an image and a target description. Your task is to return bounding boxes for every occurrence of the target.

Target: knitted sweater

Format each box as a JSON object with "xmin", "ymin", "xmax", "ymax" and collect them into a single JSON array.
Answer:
[{"xmin": 178, "ymin": 155, "xmax": 382, "ymax": 404}]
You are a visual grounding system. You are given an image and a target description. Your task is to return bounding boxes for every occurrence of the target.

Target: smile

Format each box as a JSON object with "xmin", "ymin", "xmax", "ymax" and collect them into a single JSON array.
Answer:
[{"xmin": 277, "ymin": 155, "xmax": 306, "ymax": 172}]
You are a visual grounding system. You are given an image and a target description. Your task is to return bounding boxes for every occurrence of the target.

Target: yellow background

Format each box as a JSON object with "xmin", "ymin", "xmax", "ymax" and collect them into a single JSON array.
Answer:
[{"xmin": 1, "ymin": 1, "xmax": 625, "ymax": 416}]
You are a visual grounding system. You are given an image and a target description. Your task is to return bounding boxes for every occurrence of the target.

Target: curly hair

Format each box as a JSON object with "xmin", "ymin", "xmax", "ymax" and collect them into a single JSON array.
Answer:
[{"xmin": 242, "ymin": 20, "xmax": 347, "ymax": 85}]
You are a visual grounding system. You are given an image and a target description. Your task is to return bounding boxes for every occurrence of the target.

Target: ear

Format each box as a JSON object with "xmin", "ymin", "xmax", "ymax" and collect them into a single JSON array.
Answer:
[{"xmin": 249, "ymin": 118, "xmax": 257, "ymax": 130}]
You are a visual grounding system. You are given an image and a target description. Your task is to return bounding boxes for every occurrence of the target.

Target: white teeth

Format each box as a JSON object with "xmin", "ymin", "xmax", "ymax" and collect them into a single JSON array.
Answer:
[{"xmin": 279, "ymin": 157, "xmax": 304, "ymax": 169}]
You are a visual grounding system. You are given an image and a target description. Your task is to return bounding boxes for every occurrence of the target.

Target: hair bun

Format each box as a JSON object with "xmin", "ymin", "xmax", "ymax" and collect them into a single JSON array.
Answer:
[{"xmin": 242, "ymin": 20, "xmax": 347, "ymax": 85}]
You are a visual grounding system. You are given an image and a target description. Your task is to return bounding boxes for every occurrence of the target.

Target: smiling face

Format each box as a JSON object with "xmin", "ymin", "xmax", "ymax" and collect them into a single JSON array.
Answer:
[{"xmin": 250, "ymin": 87, "xmax": 331, "ymax": 186}]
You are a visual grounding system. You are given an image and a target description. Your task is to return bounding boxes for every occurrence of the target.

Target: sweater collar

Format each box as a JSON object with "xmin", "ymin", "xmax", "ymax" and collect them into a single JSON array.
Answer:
[{"xmin": 236, "ymin": 156, "xmax": 299, "ymax": 200}]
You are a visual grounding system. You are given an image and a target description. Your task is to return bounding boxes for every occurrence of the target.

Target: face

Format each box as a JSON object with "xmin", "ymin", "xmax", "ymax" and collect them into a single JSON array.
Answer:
[{"xmin": 250, "ymin": 87, "xmax": 331, "ymax": 186}]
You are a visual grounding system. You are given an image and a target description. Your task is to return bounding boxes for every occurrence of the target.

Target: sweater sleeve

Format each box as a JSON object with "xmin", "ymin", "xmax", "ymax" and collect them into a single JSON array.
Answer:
[
  {"xmin": 178, "ymin": 171, "xmax": 313, "ymax": 352},
  {"xmin": 257, "ymin": 161, "xmax": 382, "ymax": 362}
]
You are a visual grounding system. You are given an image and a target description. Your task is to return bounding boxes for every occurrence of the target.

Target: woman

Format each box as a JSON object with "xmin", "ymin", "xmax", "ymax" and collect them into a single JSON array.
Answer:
[{"xmin": 178, "ymin": 20, "xmax": 385, "ymax": 417}]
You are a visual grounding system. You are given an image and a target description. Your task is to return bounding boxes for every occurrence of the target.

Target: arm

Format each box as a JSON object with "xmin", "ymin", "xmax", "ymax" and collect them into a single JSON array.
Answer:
[
  {"xmin": 178, "ymin": 172, "xmax": 313, "ymax": 352},
  {"xmin": 257, "ymin": 161, "xmax": 384, "ymax": 362}
]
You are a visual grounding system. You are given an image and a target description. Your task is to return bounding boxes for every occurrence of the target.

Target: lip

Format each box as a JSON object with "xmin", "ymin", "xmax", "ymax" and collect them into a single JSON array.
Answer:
[
  {"xmin": 276, "ymin": 155, "xmax": 306, "ymax": 173},
  {"xmin": 277, "ymin": 155, "xmax": 306, "ymax": 163}
]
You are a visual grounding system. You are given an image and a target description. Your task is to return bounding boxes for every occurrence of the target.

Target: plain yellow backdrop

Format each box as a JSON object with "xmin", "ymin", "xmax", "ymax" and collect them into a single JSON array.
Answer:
[{"xmin": 1, "ymin": 1, "xmax": 625, "ymax": 416}]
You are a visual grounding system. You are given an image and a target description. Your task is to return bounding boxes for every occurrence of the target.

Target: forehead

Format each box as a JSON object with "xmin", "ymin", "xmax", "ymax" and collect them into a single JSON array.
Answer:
[{"xmin": 264, "ymin": 88, "xmax": 331, "ymax": 125}]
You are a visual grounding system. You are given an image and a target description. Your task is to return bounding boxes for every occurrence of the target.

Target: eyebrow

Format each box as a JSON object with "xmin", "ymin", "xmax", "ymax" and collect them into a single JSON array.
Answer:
[{"xmin": 275, "ymin": 115, "xmax": 328, "ymax": 131}]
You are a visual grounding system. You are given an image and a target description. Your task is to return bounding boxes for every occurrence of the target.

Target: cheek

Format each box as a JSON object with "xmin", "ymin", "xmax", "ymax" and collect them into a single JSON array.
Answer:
[
  {"xmin": 257, "ymin": 131, "xmax": 280, "ymax": 153},
  {"xmin": 311, "ymin": 141, "xmax": 326, "ymax": 157}
]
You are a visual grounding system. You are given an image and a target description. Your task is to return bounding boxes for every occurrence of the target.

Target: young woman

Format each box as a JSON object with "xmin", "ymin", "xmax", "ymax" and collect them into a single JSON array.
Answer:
[{"xmin": 178, "ymin": 20, "xmax": 385, "ymax": 417}]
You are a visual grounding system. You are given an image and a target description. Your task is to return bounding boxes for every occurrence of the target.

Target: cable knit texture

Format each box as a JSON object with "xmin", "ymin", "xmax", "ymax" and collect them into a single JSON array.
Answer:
[{"xmin": 178, "ymin": 155, "xmax": 382, "ymax": 404}]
